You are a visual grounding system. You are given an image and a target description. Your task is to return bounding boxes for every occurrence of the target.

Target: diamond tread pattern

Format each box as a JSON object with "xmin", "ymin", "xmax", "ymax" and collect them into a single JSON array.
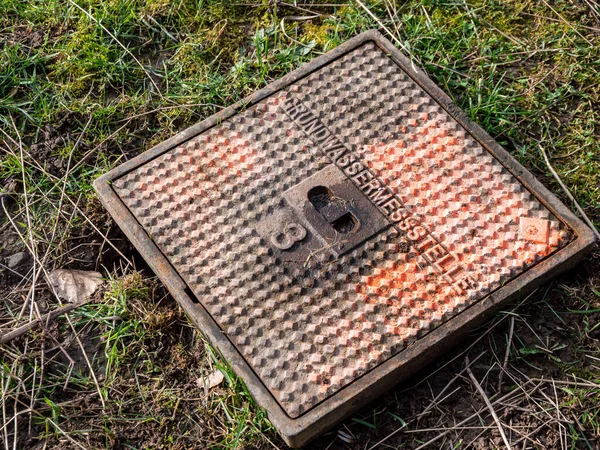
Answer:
[{"xmin": 113, "ymin": 42, "xmax": 571, "ymax": 417}]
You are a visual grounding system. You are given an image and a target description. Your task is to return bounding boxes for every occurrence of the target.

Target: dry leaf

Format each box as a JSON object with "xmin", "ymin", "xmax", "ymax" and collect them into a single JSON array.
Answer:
[
  {"xmin": 197, "ymin": 369, "xmax": 224, "ymax": 391},
  {"xmin": 48, "ymin": 269, "xmax": 104, "ymax": 303}
]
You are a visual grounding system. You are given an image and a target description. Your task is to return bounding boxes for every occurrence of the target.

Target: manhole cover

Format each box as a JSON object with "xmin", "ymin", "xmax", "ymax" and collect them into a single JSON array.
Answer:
[{"xmin": 95, "ymin": 30, "xmax": 596, "ymax": 447}]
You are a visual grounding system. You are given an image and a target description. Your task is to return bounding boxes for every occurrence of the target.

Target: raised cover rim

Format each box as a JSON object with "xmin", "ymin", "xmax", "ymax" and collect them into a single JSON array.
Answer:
[{"xmin": 94, "ymin": 29, "xmax": 596, "ymax": 446}]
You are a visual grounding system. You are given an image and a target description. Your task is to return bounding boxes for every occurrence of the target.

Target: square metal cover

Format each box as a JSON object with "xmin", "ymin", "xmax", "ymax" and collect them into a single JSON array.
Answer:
[{"xmin": 94, "ymin": 31, "xmax": 596, "ymax": 447}]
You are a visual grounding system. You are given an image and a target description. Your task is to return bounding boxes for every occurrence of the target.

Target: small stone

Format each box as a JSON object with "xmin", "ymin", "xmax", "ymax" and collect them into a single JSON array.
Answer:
[{"xmin": 6, "ymin": 251, "xmax": 30, "ymax": 270}]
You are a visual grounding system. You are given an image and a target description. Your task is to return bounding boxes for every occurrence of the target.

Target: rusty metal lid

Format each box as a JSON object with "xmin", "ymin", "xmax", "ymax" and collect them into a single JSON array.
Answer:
[{"xmin": 95, "ymin": 31, "xmax": 596, "ymax": 446}]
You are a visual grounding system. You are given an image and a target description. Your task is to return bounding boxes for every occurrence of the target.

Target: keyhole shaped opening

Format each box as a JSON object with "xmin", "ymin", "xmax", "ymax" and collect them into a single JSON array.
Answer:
[
  {"xmin": 331, "ymin": 212, "xmax": 358, "ymax": 234},
  {"xmin": 307, "ymin": 185, "xmax": 358, "ymax": 234},
  {"xmin": 307, "ymin": 185, "xmax": 332, "ymax": 211}
]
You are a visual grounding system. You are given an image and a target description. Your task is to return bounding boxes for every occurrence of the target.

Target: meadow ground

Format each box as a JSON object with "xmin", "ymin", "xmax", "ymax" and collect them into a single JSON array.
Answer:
[{"xmin": 1, "ymin": 0, "xmax": 599, "ymax": 448}]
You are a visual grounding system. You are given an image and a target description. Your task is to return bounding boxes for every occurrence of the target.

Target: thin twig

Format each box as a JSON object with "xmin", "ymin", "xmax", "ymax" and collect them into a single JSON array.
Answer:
[
  {"xmin": 539, "ymin": 0, "xmax": 592, "ymax": 44},
  {"xmin": 410, "ymin": 384, "xmax": 537, "ymax": 450},
  {"xmin": 531, "ymin": 378, "xmax": 600, "ymax": 388},
  {"xmin": 67, "ymin": 120, "xmax": 132, "ymax": 174},
  {"xmin": 498, "ymin": 315, "xmax": 515, "ymax": 393},
  {"xmin": 519, "ymin": 11, "xmax": 600, "ymax": 32},
  {"xmin": 398, "ymin": 290, "xmax": 538, "ymax": 395},
  {"xmin": 46, "ymin": 418, "xmax": 86, "ymax": 450},
  {"xmin": 280, "ymin": 17, "xmax": 325, "ymax": 54},
  {"xmin": 10, "ymin": 115, "xmax": 38, "ymax": 326},
  {"xmin": 1, "ymin": 372, "xmax": 9, "ymax": 450},
  {"xmin": 406, "ymin": 425, "xmax": 531, "ymax": 433},
  {"xmin": 539, "ymin": 145, "xmax": 600, "ymax": 240},
  {"xmin": 67, "ymin": 0, "xmax": 164, "ymax": 98},
  {"xmin": 116, "ymin": 103, "xmax": 225, "ymax": 123},
  {"xmin": 465, "ymin": 356, "xmax": 513, "ymax": 450},
  {"xmin": 353, "ymin": 0, "xmax": 415, "ymax": 63},
  {"xmin": 552, "ymin": 379, "xmax": 566, "ymax": 450},
  {"xmin": 64, "ymin": 313, "xmax": 106, "ymax": 409},
  {"xmin": 0, "ymin": 132, "xmax": 60, "ymax": 182},
  {"xmin": 63, "ymin": 195, "xmax": 130, "ymax": 261},
  {"xmin": 368, "ymin": 376, "xmax": 530, "ymax": 450},
  {"xmin": 416, "ymin": 351, "xmax": 487, "ymax": 421},
  {"xmin": 32, "ymin": 301, "xmax": 76, "ymax": 370},
  {"xmin": 45, "ymin": 116, "xmax": 93, "ymax": 266},
  {"xmin": 0, "ymin": 298, "xmax": 96, "ymax": 345}
]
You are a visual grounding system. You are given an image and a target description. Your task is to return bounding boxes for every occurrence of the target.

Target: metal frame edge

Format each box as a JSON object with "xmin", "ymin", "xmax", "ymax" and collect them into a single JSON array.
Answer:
[{"xmin": 93, "ymin": 29, "xmax": 597, "ymax": 447}]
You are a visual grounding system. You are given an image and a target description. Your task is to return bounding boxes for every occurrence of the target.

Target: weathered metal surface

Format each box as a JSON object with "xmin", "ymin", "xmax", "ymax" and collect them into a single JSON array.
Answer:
[{"xmin": 94, "ymin": 31, "xmax": 596, "ymax": 447}]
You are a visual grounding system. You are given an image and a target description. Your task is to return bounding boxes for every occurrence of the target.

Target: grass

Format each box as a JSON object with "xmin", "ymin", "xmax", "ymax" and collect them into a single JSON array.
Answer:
[{"xmin": 0, "ymin": 0, "xmax": 599, "ymax": 448}]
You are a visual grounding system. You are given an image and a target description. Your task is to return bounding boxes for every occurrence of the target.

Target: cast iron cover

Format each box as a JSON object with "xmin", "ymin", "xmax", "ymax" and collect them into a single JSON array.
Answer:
[{"xmin": 95, "ymin": 31, "xmax": 596, "ymax": 446}]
